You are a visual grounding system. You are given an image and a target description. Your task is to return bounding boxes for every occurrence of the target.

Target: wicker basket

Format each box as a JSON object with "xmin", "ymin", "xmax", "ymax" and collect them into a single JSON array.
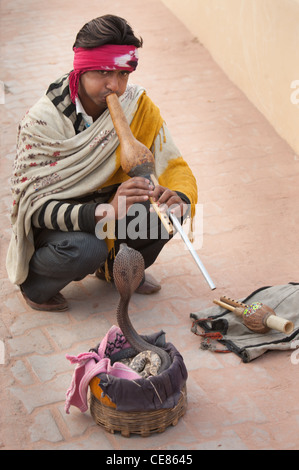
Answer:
[{"xmin": 90, "ymin": 385, "xmax": 187, "ymax": 438}]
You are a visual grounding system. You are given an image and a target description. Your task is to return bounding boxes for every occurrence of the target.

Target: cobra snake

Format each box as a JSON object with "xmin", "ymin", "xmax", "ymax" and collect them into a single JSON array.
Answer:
[{"xmin": 112, "ymin": 243, "xmax": 171, "ymax": 374}]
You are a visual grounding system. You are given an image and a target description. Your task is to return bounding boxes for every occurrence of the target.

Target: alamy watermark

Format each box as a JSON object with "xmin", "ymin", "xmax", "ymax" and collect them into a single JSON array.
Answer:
[
  {"xmin": 290, "ymin": 339, "xmax": 299, "ymax": 365},
  {"xmin": 290, "ymin": 80, "xmax": 299, "ymax": 105},
  {"xmin": 95, "ymin": 200, "xmax": 204, "ymax": 250}
]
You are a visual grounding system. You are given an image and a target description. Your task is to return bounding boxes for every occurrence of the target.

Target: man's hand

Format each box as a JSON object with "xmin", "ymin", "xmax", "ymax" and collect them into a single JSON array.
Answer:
[
  {"xmin": 95, "ymin": 177, "xmax": 154, "ymax": 222},
  {"xmin": 94, "ymin": 177, "xmax": 187, "ymax": 224},
  {"xmin": 151, "ymin": 183, "xmax": 187, "ymax": 217}
]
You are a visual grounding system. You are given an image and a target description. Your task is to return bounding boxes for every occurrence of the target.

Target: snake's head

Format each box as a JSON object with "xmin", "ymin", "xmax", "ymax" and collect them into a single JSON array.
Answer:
[{"xmin": 113, "ymin": 243, "xmax": 145, "ymax": 296}]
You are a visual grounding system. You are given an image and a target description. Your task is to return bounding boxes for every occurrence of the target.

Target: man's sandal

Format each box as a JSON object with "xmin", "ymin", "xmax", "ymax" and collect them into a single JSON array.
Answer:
[{"xmin": 21, "ymin": 289, "xmax": 68, "ymax": 312}]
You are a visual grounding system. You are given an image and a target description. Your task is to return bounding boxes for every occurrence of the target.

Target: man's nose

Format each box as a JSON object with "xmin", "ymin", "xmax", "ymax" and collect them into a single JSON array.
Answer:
[{"xmin": 106, "ymin": 73, "xmax": 120, "ymax": 93}]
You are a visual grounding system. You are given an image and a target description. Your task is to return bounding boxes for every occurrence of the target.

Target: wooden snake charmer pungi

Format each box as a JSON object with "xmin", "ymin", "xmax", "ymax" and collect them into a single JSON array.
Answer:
[
  {"xmin": 106, "ymin": 93, "xmax": 216, "ymax": 290},
  {"xmin": 213, "ymin": 296, "xmax": 294, "ymax": 334}
]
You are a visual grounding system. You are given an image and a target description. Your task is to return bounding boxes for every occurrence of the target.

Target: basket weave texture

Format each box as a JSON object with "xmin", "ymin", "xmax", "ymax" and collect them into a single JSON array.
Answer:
[{"xmin": 90, "ymin": 385, "xmax": 187, "ymax": 437}]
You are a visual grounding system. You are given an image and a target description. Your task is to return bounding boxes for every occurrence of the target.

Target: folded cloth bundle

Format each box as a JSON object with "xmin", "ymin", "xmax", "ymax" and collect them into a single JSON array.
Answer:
[
  {"xmin": 65, "ymin": 325, "xmax": 140, "ymax": 413},
  {"xmin": 190, "ymin": 283, "xmax": 299, "ymax": 363}
]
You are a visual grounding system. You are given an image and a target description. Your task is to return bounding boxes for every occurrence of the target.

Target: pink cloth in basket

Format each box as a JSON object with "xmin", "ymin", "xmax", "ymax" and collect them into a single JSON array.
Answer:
[{"xmin": 64, "ymin": 325, "xmax": 140, "ymax": 413}]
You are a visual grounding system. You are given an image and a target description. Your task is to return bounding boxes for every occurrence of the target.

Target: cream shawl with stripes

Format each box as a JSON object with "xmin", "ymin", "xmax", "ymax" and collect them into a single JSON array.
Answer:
[{"xmin": 6, "ymin": 84, "xmax": 145, "ymax": 284}]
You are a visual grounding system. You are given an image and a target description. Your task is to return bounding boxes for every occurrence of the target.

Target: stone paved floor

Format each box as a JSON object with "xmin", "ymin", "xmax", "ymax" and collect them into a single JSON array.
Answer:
[{"xmin": 1, "ymin": 0, "xmax": 299, "ymax": 451}]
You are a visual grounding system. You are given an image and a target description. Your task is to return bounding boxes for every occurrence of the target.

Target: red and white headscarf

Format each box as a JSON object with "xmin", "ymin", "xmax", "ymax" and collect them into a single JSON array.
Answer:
[{"xmin": 69, "ymin": 44, "xmax": 139, "ymax": 103}]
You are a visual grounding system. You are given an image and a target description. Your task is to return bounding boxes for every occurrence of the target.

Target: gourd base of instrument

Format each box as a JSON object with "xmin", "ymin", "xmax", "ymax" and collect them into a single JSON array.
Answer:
[{"xmin": 243, "ymin": 308, "xmax": 272, "ymax": 334}]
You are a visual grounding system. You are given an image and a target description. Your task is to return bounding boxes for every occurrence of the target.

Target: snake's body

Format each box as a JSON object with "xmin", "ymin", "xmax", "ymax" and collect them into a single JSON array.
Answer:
[
  {"xmin": 113, "ymin": 243, "xmax": 171, "ymax": 374},
  {"xmin": 121, "ymin": 351, "xmax": 161, "ymax": 378}
]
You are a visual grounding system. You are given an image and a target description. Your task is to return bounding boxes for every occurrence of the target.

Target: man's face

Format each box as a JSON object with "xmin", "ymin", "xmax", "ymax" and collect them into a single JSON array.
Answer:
[{"xmin": 78, "ymin": 70, "xmax": 130, "ymax": 119}]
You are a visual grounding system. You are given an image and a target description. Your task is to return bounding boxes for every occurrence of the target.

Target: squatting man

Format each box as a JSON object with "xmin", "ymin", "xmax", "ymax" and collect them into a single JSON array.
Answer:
[{"xmin": 6, "ymin": 15, "xmax": 197, "ymax": 311}]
